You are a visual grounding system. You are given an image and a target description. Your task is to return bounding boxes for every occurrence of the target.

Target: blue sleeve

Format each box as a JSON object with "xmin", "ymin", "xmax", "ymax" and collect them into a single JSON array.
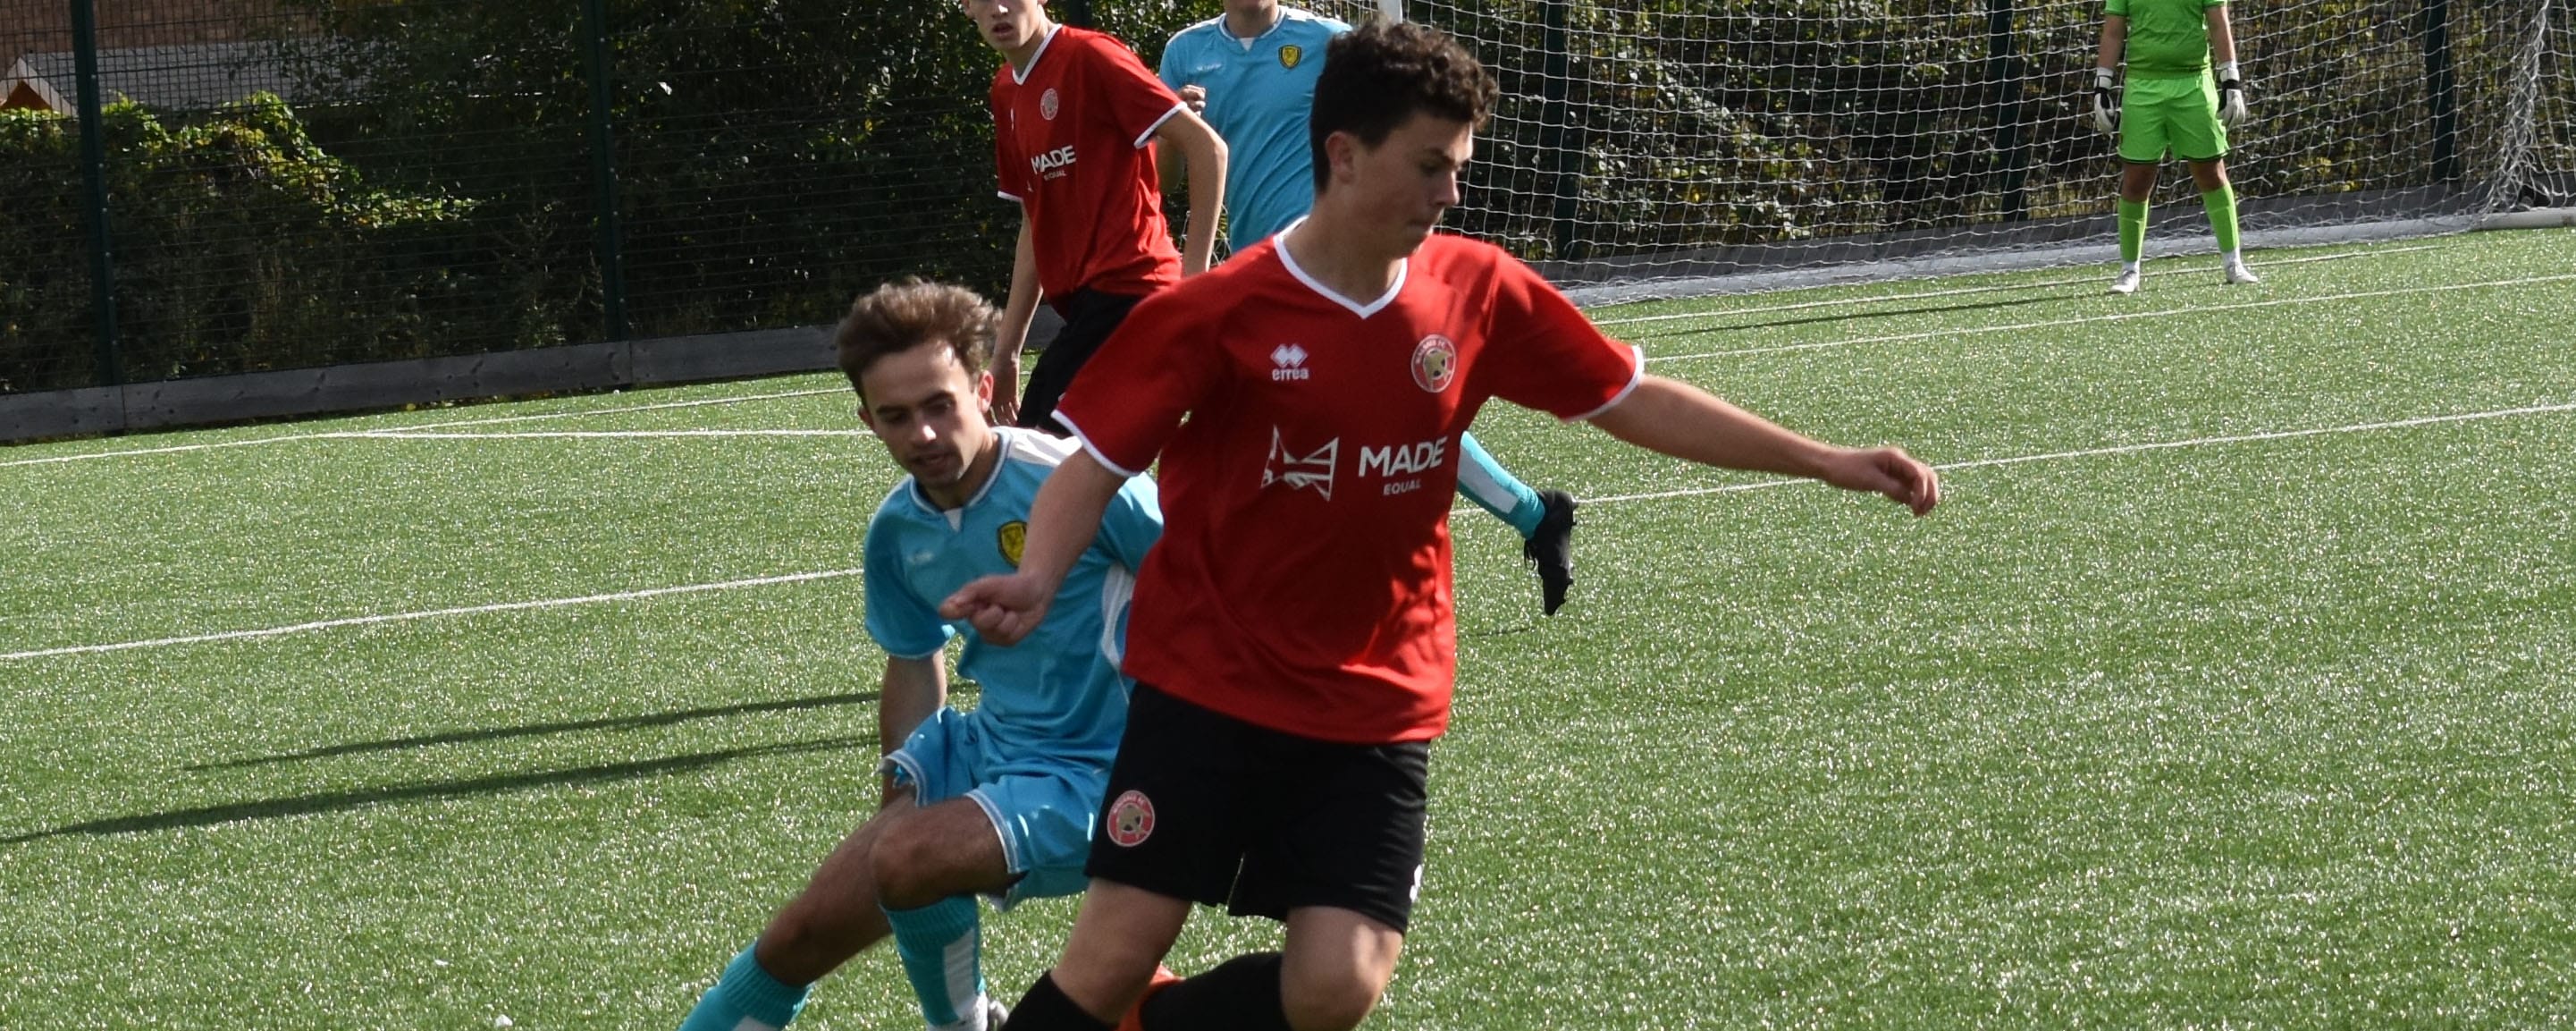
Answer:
[
  {"xmin": 1157, "ymin": 33, "xmax": 1187, "ymax": 90},
  {"xmin": 863, "ymin": 520, "xmax": 953, "ymax": 659},
  {"xmin": 1095, "ymin": 475, "xmax": 1166, "ymax": 572}
]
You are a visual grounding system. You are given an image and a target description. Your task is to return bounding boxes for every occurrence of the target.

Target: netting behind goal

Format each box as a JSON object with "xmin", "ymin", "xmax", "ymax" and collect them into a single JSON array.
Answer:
[{"xmin": 1295, "ymin": 0, "xmax": 2572, "ymax": 298}]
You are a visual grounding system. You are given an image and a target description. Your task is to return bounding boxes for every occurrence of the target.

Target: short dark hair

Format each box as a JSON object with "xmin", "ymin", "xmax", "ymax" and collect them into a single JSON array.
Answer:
[
  {"xmin": 1308, "ymin": 21, "xmax": 1497, "ymax": 194},
  {"xmin": 833, "ymin": 278, "xmax": 998, "ymax": 401}
]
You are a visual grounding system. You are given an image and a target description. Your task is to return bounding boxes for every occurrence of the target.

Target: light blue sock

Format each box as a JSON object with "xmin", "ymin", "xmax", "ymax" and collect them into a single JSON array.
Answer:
[
  {"xmin": 884, "ymin": 896, "xmax": 986, "ymax": 1028},
  {"xmin": 1454, "ymin": 431, "xmax": 1547, "ymax": 538},
  {"xmin": 678, "ymin": 942, "xmax": 812, "ymax": 1031}
]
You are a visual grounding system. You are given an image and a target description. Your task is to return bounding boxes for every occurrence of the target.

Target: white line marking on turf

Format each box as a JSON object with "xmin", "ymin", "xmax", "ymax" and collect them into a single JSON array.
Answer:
[
  {"xmin": 1591, "ymin": 244, "xmax": 2447, "ymax": 327},
  {"xmin": 20, "ymin": 401, "xmax": 2574, "ymax": 662},
  {"xmin": 1642, "ymin": 273, "xmax": 2576, "ymax": 364},
  {"xmin": 0, "ymin": 569, "xmax": 864, "ymax": 662},
  {"xmin": 390, "ymin": 387, "xmax": 846, "ymax": 432},
  {"xmin": 0, "ymin": 387, "xmax": 846, "ymax": 469},
  {"xmin": 1579, "ymin": 401, "xmax": 2576, "ymax": 504}
]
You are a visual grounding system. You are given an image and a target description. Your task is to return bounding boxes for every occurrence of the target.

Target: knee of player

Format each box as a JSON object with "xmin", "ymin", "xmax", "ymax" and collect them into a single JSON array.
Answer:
[
  {"xmin": 1279, "ymin": 963, "xmax": 1389, "ymax": 1031},
  {"xmin": 865, "ymin": 818, "xmax": 948, "ymax": 908}
]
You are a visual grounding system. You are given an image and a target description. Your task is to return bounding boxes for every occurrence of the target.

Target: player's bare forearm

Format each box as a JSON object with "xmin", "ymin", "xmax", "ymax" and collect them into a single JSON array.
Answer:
[
  {"xmin": 2098, "ymin": 15, "xmax": 2126, "ymax": 68},
  {"xmin": 1158, "ymin": 109, "xmax": 1227, "ymax": 275},
  {"xmin": 880, "ymin": 655, "xmax": 946, "ymax": 760},
  {"xmin": 2206, "ymin": 7, "xmax": 2238, "ymax": 64},
  {"xmin": 939, "ymin": 450, "xmax": 1126, "ymax": 645},
  {"xmin": 994, "ymin": 217, "xmax": 1041, "ymax": 422},
  {"xmin": 999, "ymin": 217, "xmax": 1042, "ymax": 358},
  {"xmin": 1156, "ymin": 137, "xmax": 1184, "ymax": 194},
  {"xmin": 1588, "ymin": 376, "xmax": 1940, "ymax": 515}
]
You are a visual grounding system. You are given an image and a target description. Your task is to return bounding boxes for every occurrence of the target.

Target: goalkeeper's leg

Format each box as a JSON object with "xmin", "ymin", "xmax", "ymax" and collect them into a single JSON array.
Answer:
[
  {"xmin": 2112, "ymin": 162, "xmax": 2157, "ymax": 294},
  {"xmin": 2189, "ymin": 158, "xmax": 2258, "ymax": 283}
]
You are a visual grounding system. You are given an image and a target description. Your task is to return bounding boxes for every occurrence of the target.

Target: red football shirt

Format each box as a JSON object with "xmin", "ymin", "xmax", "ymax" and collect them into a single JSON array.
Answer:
[
  {"xmin": 989, "ymin": 25, "xmax": 1184, "ymax": 301},
  {"xmin": 1054, "ymin": 229, "xmax": 1643, "ymax": 744}
]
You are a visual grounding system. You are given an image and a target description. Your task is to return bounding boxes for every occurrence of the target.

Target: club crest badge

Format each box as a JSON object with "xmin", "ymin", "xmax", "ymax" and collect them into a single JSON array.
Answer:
[
  {"xmin": 998, "ymin": 520, "xmax": 1026, "ymax": 568},
  {"xmin": 1040, "ymin": 87, "xmax": 1060, "ymax": 121},
  {"xmin": 1410, "ymin": 334, "xmax": 1459, "ymax": 393},
  {"xmin": 1107, "ymin": 790, "xmax": 1157, "ymax": 847},
  {"xmin": 1279, "ymin": 45, "xmax": 1303, "ymax": 70}
]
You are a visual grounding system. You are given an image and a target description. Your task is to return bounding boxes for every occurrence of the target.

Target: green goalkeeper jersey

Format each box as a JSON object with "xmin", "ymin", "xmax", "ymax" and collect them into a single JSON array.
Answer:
[{"xmin": 2107, "ymin": 0, "xmax": 2224, "ymax": 79}]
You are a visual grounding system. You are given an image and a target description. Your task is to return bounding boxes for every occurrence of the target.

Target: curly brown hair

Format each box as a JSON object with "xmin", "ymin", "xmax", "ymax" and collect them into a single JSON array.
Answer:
[
  {"xmin": 1308, "ymin": 20, "xmax": 1498, "ymax": 195},
  {"xmin": 832, "ymin": 278, "xmax": 998, "ymax": 403}
]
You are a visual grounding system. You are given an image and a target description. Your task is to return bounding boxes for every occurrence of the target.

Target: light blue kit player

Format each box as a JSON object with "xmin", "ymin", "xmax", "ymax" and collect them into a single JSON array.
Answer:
[
  {"xmin": 1158, "ymin": 0, "xmax": 1587, "ymax": 614},
  {"xmin": 678, "ymin": 280, "xmax": 1161, "ymax": 1031}
]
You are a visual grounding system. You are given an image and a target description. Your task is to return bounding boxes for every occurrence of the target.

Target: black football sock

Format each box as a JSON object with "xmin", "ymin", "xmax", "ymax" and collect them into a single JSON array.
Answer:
[
  {"xmin": 1138, "ymin": 952, "xmax": 1292, "ymax": 1031},
  {"xmin": 1003, "ymin": 971, "xmax": 1113, "ymax": 1031}
]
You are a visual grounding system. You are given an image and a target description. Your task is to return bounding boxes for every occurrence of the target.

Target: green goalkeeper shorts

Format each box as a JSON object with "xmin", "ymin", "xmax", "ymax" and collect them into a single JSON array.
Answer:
[{"xmin": 2119, "ymin": 72, "xmax": 2229, "ymax": 164}]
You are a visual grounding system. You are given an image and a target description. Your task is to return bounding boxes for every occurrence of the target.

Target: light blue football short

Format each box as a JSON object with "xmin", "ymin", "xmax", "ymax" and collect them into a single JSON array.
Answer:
[{"xmin": 880, "ymin": 706, "xmax": 1105, "ymax": 908}]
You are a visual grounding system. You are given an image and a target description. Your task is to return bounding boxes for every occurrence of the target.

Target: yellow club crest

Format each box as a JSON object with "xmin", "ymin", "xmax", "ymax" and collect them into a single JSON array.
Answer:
[
  {"xmin": 1279, "ymin": 45, "xmax": 1303, "ymax": 70},
  {"xmin": 998, "ymin": 520, "xmax": 1027, "ymax": 568}
]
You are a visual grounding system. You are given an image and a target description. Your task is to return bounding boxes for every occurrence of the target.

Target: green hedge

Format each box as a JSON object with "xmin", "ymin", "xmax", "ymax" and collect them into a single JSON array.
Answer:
[{"xmin": 1, "ymin": 97, "xmax": 484, "ymax": 393}]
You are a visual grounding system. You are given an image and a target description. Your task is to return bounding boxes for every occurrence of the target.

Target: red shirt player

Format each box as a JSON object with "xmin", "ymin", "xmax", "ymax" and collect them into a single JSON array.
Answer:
[
  {"xmin": 964, "ymin": 0, "xmax": 1227, "ymax": 435},
  {"xmin": 951, "ymin": 22, "xmax": 1940, "ymax": 1031}
]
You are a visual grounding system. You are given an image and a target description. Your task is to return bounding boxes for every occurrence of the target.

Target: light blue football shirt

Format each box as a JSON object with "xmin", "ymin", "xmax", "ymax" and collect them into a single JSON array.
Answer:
[
  {"xmin": 863, "ymin": 427, "xmax": 1164, "ymax": 768},
  {"xmin": 1158, "ymin": 6, "xmax": 1349, "ymax": 251}
]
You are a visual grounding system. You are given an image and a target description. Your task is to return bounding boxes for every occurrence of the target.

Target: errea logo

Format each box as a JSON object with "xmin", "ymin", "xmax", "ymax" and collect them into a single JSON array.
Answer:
[{"xmin": 1270, "ymin": 343, "xmax": 1310, "ymax": 382}]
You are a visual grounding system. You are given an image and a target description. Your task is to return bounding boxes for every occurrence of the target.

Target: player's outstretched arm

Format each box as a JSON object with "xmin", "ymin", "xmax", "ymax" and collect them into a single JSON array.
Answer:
[
  {"xmin": 1154, "ymin": 107, "xmax": 1228, "ymax": 276},
  {"xmin": 939, "ymin": 449, "xmax": 1128, "ymax": 646},
  {"xmin": 992, "ymin": 217, "xmax": 1041, "ymax": 425},
  {"xmin": 1587, "ymin": 376, "xmax": 1940, "ymax": 516}
]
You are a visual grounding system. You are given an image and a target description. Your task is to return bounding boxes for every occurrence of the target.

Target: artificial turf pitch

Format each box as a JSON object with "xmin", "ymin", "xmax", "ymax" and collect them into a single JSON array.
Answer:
[{"xmin": 4, "ymin": 228, "xmax": 2572, "ymax": 1027}]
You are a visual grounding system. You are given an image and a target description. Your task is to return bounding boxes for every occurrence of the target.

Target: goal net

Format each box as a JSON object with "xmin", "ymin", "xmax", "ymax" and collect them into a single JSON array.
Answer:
[{"xmin": 1293, "ymin": 0, "xmax": 2573, "ymax": 300}]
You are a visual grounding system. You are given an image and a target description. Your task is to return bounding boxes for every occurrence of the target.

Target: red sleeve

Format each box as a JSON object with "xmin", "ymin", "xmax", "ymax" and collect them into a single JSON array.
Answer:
[
  {"xmin": 989, "ymin": 86, "xmax": 1024, "ymax": 201},
  {"xmin": 1052, "ymin": 288, "xmax": 1223, "ymax": 477},
  {"xmin": 1476, "ymin": 249, "xmax": 1643, "ymax": 421},
  {"xmin": 1079, "ymin": 31, "xmax": 1187, "ymax": 149}
]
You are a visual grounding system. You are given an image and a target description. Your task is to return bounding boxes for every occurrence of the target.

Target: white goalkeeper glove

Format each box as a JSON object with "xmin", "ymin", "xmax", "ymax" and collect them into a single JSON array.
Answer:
[
  {"xmin": 2091, "ymin": 66, "xmax": 2119, "ymax": 137},
  {"xmin": 2216, "ymin": 61, "xmax": 2248, "ymax": 126}
]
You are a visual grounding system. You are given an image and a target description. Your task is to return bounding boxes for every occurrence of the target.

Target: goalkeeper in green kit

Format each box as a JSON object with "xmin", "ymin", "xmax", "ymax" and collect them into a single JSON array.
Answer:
[{"xmin": 2092, "ymin": 0, "xmax": 2259, "ymax": 293}]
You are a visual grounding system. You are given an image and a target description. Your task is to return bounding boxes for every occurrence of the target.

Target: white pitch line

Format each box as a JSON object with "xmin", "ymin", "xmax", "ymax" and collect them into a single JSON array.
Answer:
[
  {"xmin": 1579, "ymin": 401, "xmax": 2576, "ymax": 504},
  {"xmin": 392, "ymin": 386, "xmax": 846, "ymax": 432},
  {"xmin": 0, "ymin": 386, "xmax": 847, "ymax": 469},
  {"xmin": 1643, "ymin": 273, "xmax": 2576, "ymax": 365},
  {"xmin": 0, "ymin": 569, "xmax": 864, "ymax": 662},
  {"xmin": 1591, "ymin": 243, "xmax": 2447, "ymax": 327},
  {"xmin": 0, "ymin": 432, "xmax": 386, "ymax": 469},
  {"xmin": 21, "ymin": 401, "xmax": 2568, "ymax": 663}
]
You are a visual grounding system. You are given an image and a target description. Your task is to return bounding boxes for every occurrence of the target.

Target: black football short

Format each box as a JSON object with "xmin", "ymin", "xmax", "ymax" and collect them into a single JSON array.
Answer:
[
  {"xmin": 1086, "ymin": 683, "xmax": 1431, "ymax": 934},
  {"xmin": 1016, "ymin": 289, "xmax": 1146, "ymax": 437}
]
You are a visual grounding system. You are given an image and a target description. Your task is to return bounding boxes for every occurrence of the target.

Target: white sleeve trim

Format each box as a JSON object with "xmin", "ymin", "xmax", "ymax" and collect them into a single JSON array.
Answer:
[
  {"xmin": 998, "ymin": 190, "xmax": 1023, "ymax": 202},
  {"xmin": 1567, "ymin": 345, "xmax": 1647, "ymax": 422},
  {"xmin": 1056, "ymin": 410, "xmax": 1149, "ymax": 478},
  {"xmin": 1133, "ymin": 102, "xmax": 1185, "ymax": 149}
]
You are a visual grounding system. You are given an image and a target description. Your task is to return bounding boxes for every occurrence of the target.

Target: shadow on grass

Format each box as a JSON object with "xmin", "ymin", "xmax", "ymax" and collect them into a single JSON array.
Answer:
[
  {"xmin": 2, "ymin": 735, "xmax": 864, "ymax": 845},
  {"xmin": 1628, "ymin": 292, "xmax": 2072, "ymax": 342},
  {"xmin": 187, "ymin": 691, "xmax": 878, "ymax": 771}
]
